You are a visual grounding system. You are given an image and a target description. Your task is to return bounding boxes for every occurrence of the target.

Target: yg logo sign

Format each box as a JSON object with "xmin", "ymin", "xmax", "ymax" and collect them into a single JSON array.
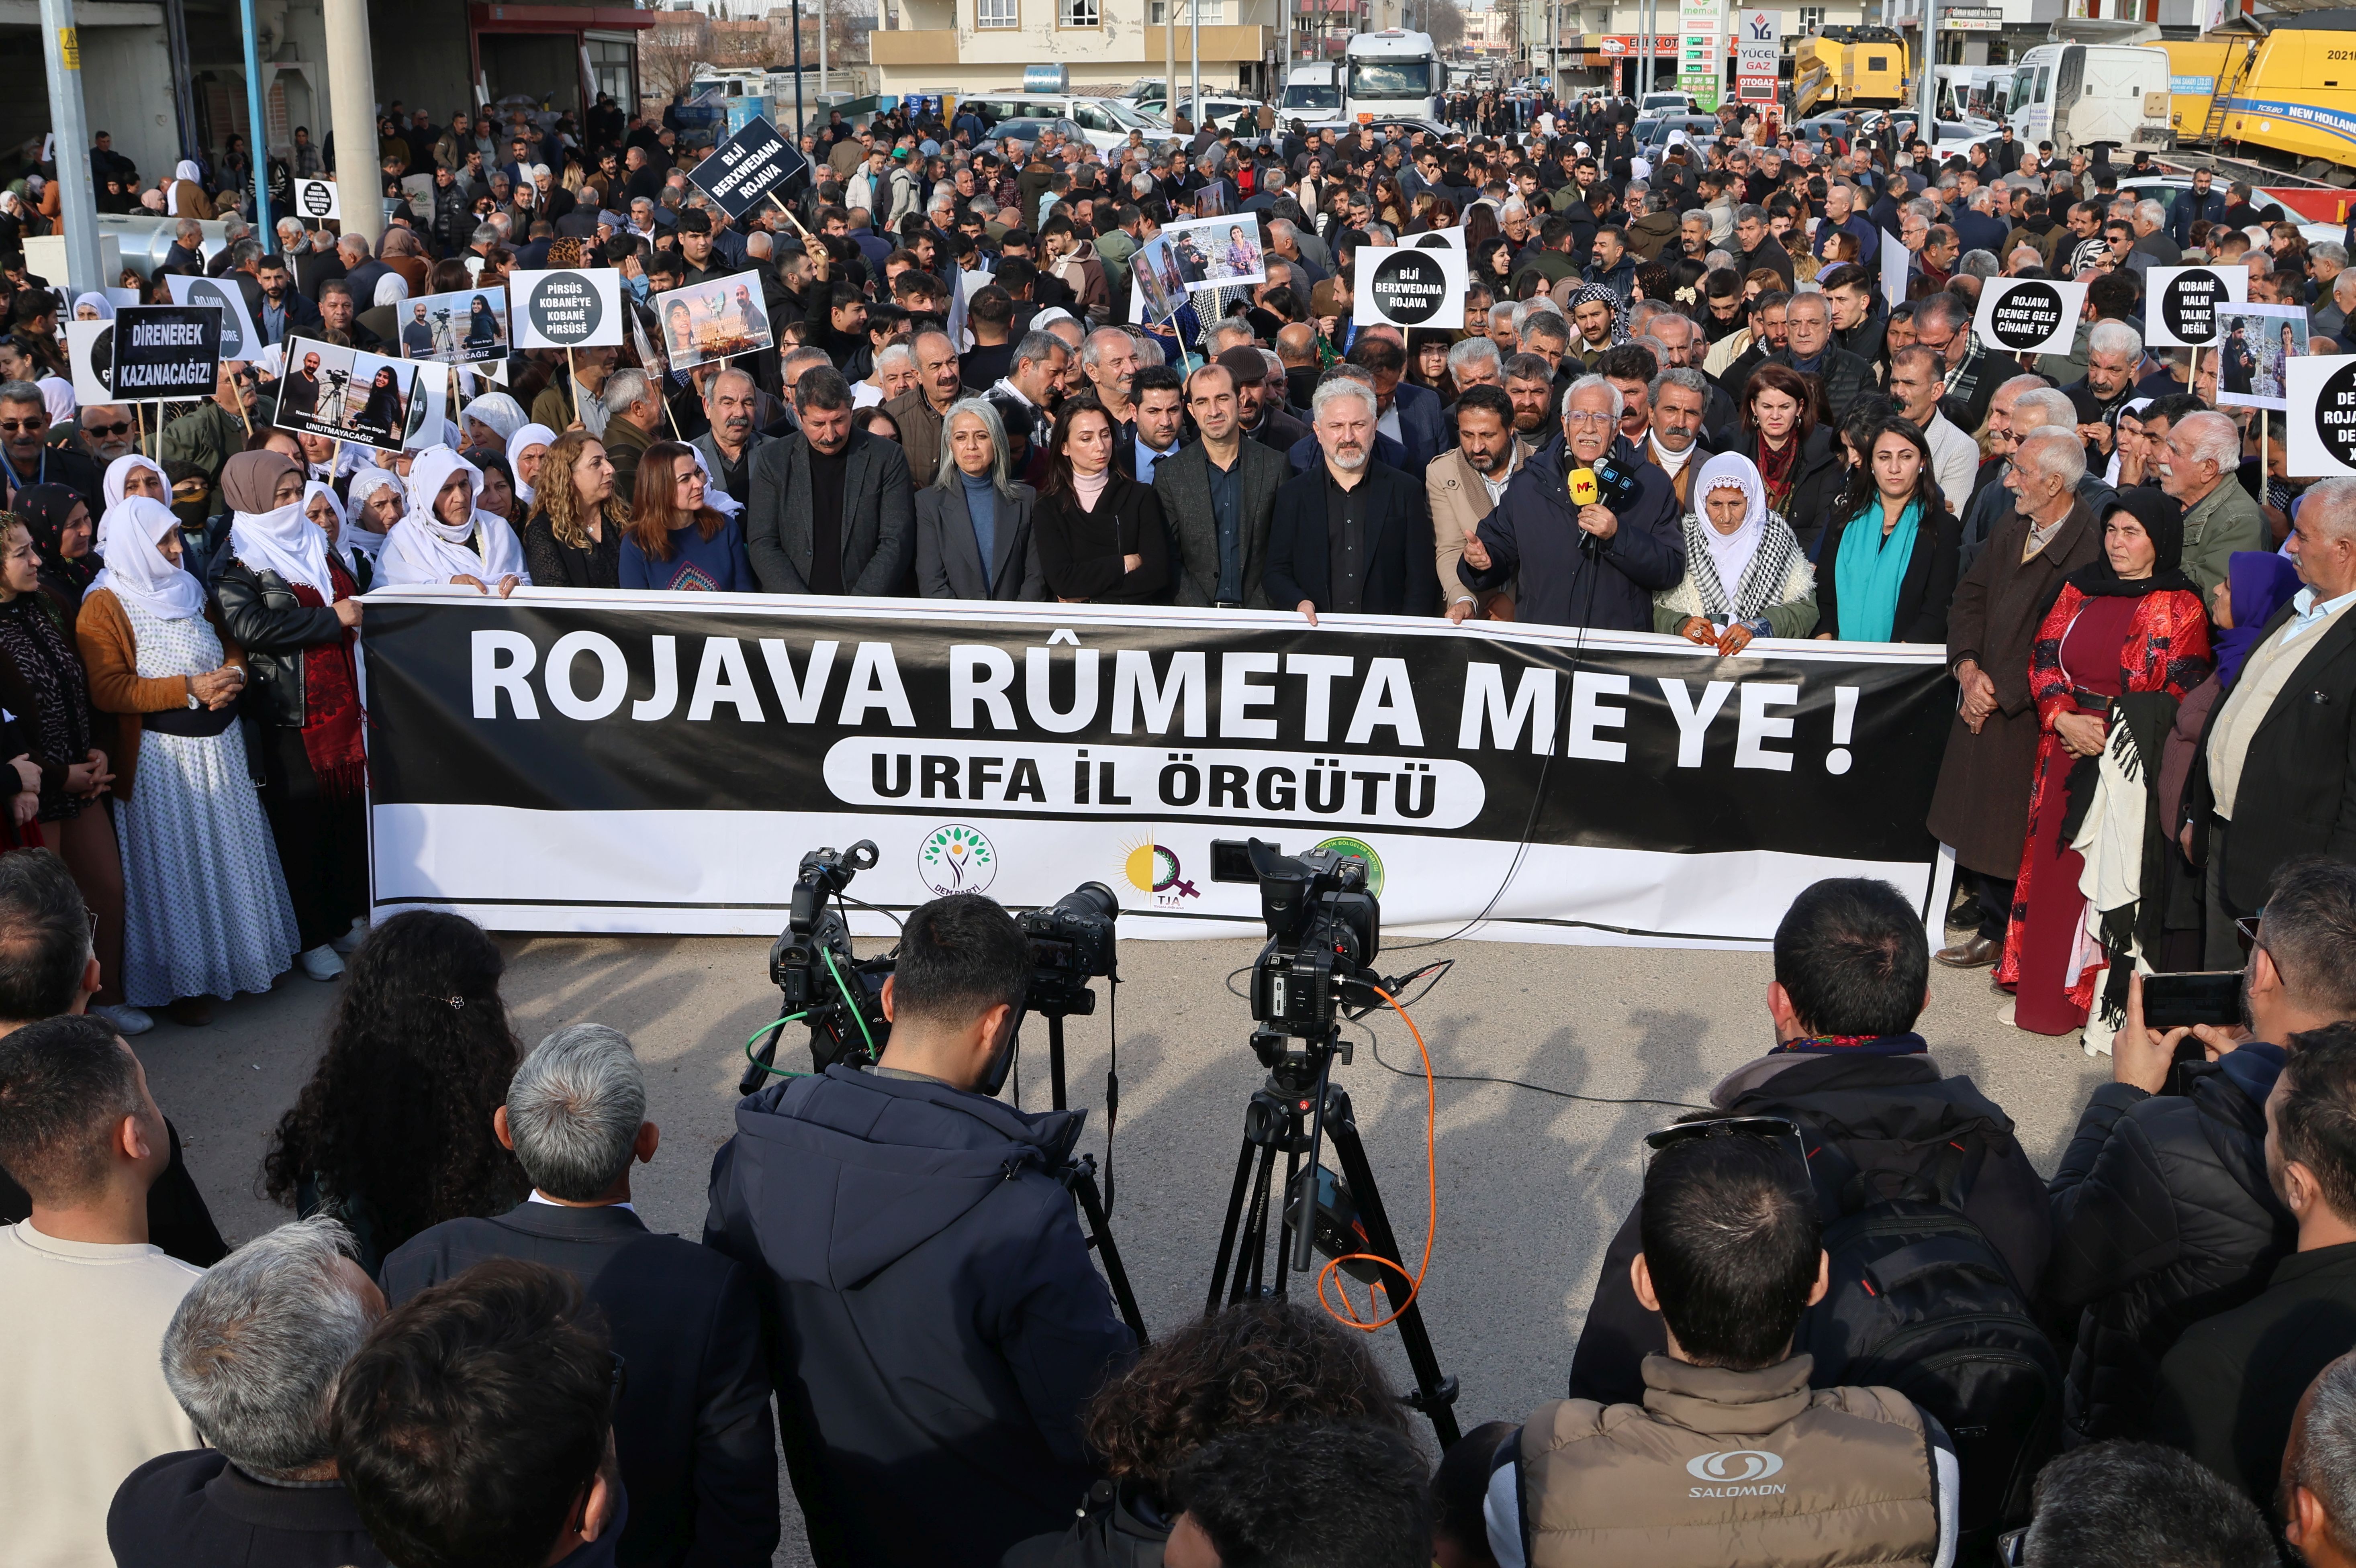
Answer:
[{"xmin": 1686, "ymin": 1450, "xmax": 1786, "ymax": 1482}]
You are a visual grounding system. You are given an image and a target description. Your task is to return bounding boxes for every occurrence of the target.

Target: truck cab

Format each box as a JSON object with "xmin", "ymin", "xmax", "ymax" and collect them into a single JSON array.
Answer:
[
  {"xmin": 1344, "ymin": 31, "xmax": 1444, "ymax": 124},
  {"xmin": 1281, "ymin": 61, "xmax": 1346, "ymax": 129},
  {"xmin": 2008, "ymin": 43, "xmax": 2172, "ymax": 156}
]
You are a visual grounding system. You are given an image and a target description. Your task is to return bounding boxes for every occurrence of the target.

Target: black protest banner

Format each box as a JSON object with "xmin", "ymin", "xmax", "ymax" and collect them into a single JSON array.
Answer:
[
  {"xmin": 358, "ymin": 595, "xmax": 1955, "ymax": 943},
  {"xmin": 1353, "ymin": 245, "xmax": 1467, "ymax": 329},
  {"xmin": 509, "ymin": 267, "xmax": 624, "ymax": 349},
  {"xmin": 686, "ymin": 115, "xmax": 810, "ymax": 223},
  {"xmin": 2146, "ymin": 265, "xmax": 2248, "ymax": 350},
  {"xmin": 1974, "ymin": 277, "xmax": 2088, "ymax": 357},
  {"xmin": 108, "ymin": 305, "xmax": 223, "ymax": 396}
]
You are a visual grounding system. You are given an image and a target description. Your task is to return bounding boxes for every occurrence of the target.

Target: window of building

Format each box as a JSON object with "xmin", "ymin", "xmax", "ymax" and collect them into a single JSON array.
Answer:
[
  {"xmin": 1059, "ymin": 0, "xmax": 1100, "ymax": 25},
  {"xmin": 1797, "ymin": 6, "xmax": 1825, "ymax": 28},
  {"xmin": 977, "ymin": 0, "xmax": 1018, "ymax": 28}
]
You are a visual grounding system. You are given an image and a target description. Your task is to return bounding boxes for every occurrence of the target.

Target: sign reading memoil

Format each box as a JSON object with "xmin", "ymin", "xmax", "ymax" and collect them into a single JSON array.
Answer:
[
  {"xmin": 2145, "ymin": 265, "xmax": 2250, "ymax": 349},
  {"xmin": 685, "ymin": 114, "xmax": 810, "ymax": 223},
  {"xmin": 2285, "ymin": 354, "xmax": 2356, "ymax": 480},
  {"xmin": 1973, "ymin": 276, "xmax": 2089, "ymax": 357},
  {"xmin": 509, "ymin": 267, "xmax": 624, "ymax": 350},
  {"xmin": 1353, "ymin": 245, "xmax": 1468, "ymax": 330}
]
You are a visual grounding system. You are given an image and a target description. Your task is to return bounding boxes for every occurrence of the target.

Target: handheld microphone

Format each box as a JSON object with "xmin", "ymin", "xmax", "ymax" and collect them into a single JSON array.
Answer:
[{"xmin": 1568, "ymin": 467, "xmax": 1600, "ymax": 506}]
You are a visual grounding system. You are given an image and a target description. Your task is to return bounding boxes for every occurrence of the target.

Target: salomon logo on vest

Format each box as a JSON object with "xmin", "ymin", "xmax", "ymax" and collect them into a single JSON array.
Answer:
[{"xmin": 1686, "ymin": 1450, "xmax": 1788, "ymax": 1497}]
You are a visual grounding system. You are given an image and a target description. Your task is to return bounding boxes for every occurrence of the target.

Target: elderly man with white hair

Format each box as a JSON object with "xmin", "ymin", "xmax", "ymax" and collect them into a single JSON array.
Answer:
[
  {"xmin": 1264, "ymin": 375, "xmax": 1438, "ymax": 622},
  {"xmin": 2186, "ymin": 476, "xmax": 2356, "ymax": 966},
  {"xmin": 2157, "ymin": 407, "xmax": 2268, "ymax": 599},
  {"xmin": 1456, "ymin": 373, "xmax": 1684, "ymax": 630},
  {"xmin": 106, "ymin": 1218, "xmax": 387, "ymax": 1565},
  {"xmin": 1928, "ymin": 427, "xmax": 2111, "ymax": 970}
]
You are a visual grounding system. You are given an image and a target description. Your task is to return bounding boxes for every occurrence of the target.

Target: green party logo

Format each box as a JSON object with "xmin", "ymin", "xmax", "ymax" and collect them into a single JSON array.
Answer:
[
  {"xmin": 919, "ymin": 823, "xmax": 997, "ymax": 895},
  {"xmin": 1313, "ymin": 836, "xmax": 1383, "ymax": 897}
]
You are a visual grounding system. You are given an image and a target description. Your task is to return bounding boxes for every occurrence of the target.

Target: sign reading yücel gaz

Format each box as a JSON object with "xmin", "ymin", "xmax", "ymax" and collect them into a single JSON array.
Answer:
[
  {"xmin": 509, "ymin": 268, "xmax": 624, "ymax": 350},
  {"xmin": 685, "ymin": 114, "xmax": 811, "ymax": 223},
  {"xmin": 1973, "ymin": 276, "xmax": 2089, "ymax": 357},
  {"xmin": 1353, "ymin": 245, "xmax": 1467, "ymax": 330},
  {"xmin": 2144, "ymin": 265, "xmax": 2252, "ymax": 349},
  {"xmin": 2284, "ymin": 353, "xmax": 2356, "ymax": 479}
]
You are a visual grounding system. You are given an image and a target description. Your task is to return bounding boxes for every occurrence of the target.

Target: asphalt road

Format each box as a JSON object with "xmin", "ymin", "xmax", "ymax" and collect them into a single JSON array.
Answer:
[{"xmin": 142, "ymin": 925, "xmax": 2113, "ymax": 1565}]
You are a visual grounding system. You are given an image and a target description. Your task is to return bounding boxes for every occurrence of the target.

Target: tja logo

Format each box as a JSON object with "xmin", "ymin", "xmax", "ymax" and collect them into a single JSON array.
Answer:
[{"xmin": 1685, "ymin": 1450, "xmax": 1785, "ymax": 1482}]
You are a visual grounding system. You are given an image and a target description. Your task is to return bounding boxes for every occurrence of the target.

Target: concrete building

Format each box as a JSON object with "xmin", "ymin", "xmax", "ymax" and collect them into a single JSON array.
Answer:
[{"xmin": 870, "ymin": 0, "xmax": 1277, "ymax": 97}]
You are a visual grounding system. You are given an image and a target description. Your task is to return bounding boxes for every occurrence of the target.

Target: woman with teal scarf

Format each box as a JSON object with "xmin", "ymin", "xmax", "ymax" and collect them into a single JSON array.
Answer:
[{"xmin": 1815, "ymin": 415, "xmax": 1962, "ymax": 644}]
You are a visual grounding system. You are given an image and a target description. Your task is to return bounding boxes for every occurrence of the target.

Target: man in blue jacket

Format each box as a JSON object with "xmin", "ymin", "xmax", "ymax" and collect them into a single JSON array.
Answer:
[
  {"xmin": 2168, "ymin": 168, "xmax": 2229, "ymax": 253},
  {"xmin": 703, "ymin": 894, "xmax": 1135, "ymax": 1568},
  {"xmin": 1457, "ymin": 374, "xmax": 1684, "ymax": 630}
]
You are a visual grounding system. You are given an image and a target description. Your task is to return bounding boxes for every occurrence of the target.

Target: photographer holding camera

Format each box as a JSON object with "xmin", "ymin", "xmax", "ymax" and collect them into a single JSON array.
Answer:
[{"xmin": 703, "ymin": 892, "xmax": 1136, "ymax": 1568}]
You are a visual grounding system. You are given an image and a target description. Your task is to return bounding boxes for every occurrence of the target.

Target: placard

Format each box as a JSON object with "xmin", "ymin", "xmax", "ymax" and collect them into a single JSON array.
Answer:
[
  {"xmin": 68, "ymin": 307, "xmax": 224, "ymax": 405},
  {"xmin": 273, "ymin": 336, "xmax": 425, "ymax": 452},
  {"xmin": 1409, "ymin": 227, "xmax": 1466, "ymax": 258},
  {"xmin": 66, "ymin": 321, "xmax": 116, "ymax": 406},
  {"xmin": 163, "ymin": 272, "xmax": 265, "ymax": 362},
  {"xmin": 1880, "ymin": 227, "xmax": 1908, "ymax": 311},
  {"xmin": 293, "ymin": 177, "xmax": 340, "ymax": 222},
  {"xmin": 2213, "ymin": 302, "xmax": 2306, "ymax": 411},
  {"xmin": 509, "ymin": 267, "xmax": 625, "ymax": 350},
  {"xmin": 2285, "ymin": 354, "xmax": 2356, "ymax": 480},
  {"xmin": 1972, "ymin": 276, "xmax": 2089, "ymax": 357},
  {"xmin": 650, "ymin": 269, "xmax": 775, "ymax": 372},
  {"xmin": 1161, "ymin": 216, "xmax": 1265, "ymax": 290},
  {"xmin": 2145, "ymin": 265, "xmax": 2250, "ymax": 349},
  {"xmin": 396, "ymin": 286, "xmax": 511, "ymax": 365},
  {"xmin": 1353, "ymin": 244, "xmax": 1469, "ymax": 329},
  {"xmin": 684, "ymin": 114, "xmax": 810, "ymax": 223}
]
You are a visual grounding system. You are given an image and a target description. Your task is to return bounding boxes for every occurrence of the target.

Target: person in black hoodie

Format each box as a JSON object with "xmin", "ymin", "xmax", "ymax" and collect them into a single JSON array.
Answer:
[
  {"xmin": 703, "ymin": 893, "xmax": 1136, "ymax": 1568},
  {"xmin": 2047, "ymin": 855, "xmax": 2356, "ymax": 1449},
  {"xmin": 1567, "ymin": 877, "xmax": 2053, "ymax": 1408}
]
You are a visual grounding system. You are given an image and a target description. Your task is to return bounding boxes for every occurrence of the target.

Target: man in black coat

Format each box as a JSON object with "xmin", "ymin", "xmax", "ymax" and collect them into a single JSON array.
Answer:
[
  {"xmin": 1456, "ymin": 374, "xmax": 1684, "ymax": 631},
  {"xmin": 109, "ymin": 1218, "xmax": 389, "ymax": 1568},
  {"xmin": 744, "ymin": 370, "xmax": 915, "ymax": 595},
  {"xmin": 382, "ymin": 1023, "xmax": 779, "ymax": 1568},
  {"xmin": 2151, "ymin": 1024, "xmax": 2356, "ymax": 1524},
  {"xmin": 704, "ymin": 894, "xmax": 1136, "ymax": 1568},
  {"xmin": 1567, "ymin": 878, "xmax": 2054, "ymax": 1408},
  {"xmin": 2047, "ymin": 856, "xmax": 2356, "ymax": 1449},
  {"xmin": 1264, "ymin": 378, "xmax": 1438, "ymax": 620},
  {"xmin": 1762, "ymin": 291, "xmax": 1874, "ymax": 424}
]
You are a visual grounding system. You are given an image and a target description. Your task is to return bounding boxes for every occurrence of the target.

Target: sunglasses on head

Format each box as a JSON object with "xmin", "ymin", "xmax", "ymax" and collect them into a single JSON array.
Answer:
[{"xmin": 1644, "ymin": 1115, "xmax": 1812, "ymax": 1176}]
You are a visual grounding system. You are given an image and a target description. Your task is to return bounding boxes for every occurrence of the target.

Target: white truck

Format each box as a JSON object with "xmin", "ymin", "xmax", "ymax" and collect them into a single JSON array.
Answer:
[
  {"xmin": 1280, "ymin": 61, "xmax": 1347, "ymax": 129},
  {"xmin": 2007, "ymin": 43, "xmax": 2172, "ymax": 157},
  {"xmin": 1344, "ymin": 30, "xmax": 1445, "ymax": 124}
]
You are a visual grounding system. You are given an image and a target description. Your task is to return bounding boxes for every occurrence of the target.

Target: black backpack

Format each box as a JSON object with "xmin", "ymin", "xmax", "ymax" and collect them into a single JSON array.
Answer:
[{"xmin": 1792, "ymin": 1121, "xmax": 2063, "ymax": 1554}]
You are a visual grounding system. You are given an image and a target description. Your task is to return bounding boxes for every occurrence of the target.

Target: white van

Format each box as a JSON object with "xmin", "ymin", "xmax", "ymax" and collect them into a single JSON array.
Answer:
[
  {"xmin": 958, "ymin": 93, "xmax": 1168, "ymax": 151},
  {"xmin": 2007, "ymin": 44, "xmax": 2172, "ymax": 156},
  {"xmin": 1281, "ymin": 62, "xmax": 1347, "ymax": 129},
  {"xmin": 1344, "ymin": 31, "xmax": 1444, "ymax": 124}
]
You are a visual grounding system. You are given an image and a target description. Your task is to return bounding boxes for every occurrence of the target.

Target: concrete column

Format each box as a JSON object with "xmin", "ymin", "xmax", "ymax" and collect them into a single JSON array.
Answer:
[{"xmin": 323, "ymin": 0, "xmax": 382, "ymax": 248}]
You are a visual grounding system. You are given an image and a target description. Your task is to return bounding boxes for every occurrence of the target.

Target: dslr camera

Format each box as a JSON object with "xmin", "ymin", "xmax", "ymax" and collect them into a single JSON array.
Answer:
[
  {"xmin": 1215, "ymin": 838, "xmax": 1381, "ymax": 1043},
  {"xmin": 1019, "ymin": 882, "xmax": 1121, "ymax": 1015}
]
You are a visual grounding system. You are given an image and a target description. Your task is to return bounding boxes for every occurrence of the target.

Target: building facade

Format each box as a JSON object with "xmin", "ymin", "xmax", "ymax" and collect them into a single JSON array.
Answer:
[{"xmin": 870, "ymin": 0, "xmax": 1277, "ymax": 97}]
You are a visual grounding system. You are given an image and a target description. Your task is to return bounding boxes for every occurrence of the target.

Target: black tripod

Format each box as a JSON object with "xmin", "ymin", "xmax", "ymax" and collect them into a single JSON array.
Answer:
[
  {"xmin": 1205, "ymin": 1028, "xmax": 1460, "ymax": 1446},
  {"xmin": 1030, "ymin": 1004, "xmax": 1150, "ymax": 1346}
]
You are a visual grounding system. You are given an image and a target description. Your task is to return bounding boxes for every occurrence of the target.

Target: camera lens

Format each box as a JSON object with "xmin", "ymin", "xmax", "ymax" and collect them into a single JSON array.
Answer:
[{"xmin": 1052, "ymin": 882, "xmax": 1121, "ymax": 923}]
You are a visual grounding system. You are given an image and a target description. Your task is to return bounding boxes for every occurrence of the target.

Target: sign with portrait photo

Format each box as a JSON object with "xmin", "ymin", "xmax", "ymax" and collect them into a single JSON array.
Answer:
[
  {"xmin": 649, "ymin": 270, "xmax": 775, "ymax": 372},
  {"xmin": 2284, "ymin": 353, "xmax": 2356, "ymax": 480},
  {"xmin": 1972, "ymin": 276, "xmax": 2089, "ymax": 357},
  {"xmin": 2214, "ymin": 302, "xmax": 2307, "ymax": 411},
  {"xmin": 509, "ymin": 267, "xmax": 625, "ymax": 350},
  {"xmin": 395, "ymin": 287, "xmax": 511, "ymax": 366},
  {"xmin": 1353, "ymin": 244, "xmax": 1469, "ymax": 330},
  {"xmin": 2144, "ymin": 265, "xmax": 2250, "ymax": 350},
  {"xmin": 272, "ymin": 336, "xmax": 423, "ymax": 452},
  {"xmin": 163, "ymin": 273, "xmax": 265, "ymax": 363},
  {"xmin": 1160, "ymin": 216, "xmax": 1266, "ymax": 291},
  {"xmin": 1130, "ymin": 236, "xmax": 1187, "ymax": 325}
]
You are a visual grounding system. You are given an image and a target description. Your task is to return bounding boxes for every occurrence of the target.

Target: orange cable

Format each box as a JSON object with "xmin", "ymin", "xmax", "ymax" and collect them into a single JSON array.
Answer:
[{"xmin": 1314, "ymin": 983, "xmax": 1438, "ymax": 1334}]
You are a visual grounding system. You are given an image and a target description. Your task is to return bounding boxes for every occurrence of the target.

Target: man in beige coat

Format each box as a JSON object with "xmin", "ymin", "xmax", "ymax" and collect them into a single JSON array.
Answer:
[{"xmin": 1430, "ymin": 385, "xmax": 1528, "ymax": 623}]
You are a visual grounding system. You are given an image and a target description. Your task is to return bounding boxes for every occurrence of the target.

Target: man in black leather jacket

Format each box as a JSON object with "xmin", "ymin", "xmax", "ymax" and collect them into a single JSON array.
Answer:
[{"xmin": 2043, "ymin": 855, "xmax": 2356, "ymax": 1446}]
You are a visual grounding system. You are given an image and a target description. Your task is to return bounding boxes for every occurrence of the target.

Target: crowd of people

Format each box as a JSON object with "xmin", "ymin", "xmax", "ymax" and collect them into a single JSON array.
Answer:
[{"xmin": 0, "ymin": 77, "xmax": 2351, "ymax": 1568}]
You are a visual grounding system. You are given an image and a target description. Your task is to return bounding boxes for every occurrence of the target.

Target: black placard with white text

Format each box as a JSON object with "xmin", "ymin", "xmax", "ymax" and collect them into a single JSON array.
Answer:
[
  {"xmin": 358, "ymin": 594, "xmax": 1954, "ymax": 945},
  {"xmin": 686, "ymin": 115, "xmax": 810, "ymax": 223}
]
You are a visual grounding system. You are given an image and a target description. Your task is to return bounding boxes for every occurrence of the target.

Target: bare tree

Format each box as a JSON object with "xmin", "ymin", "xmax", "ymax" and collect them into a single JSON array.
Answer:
[
  {"xmin": 640, "ymin": 29, "xmax": 705, "ymax": 104},
  {"xmin": 1423, "ymin": 0, "xmax": 1466, "ymax": 51}
]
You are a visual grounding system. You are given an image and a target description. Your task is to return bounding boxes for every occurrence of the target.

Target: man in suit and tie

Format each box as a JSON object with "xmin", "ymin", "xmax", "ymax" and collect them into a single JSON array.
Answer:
[
  {"xmin": 1156, "ymin": 360, "xmax": 1285, "ymax": 608},
  {"xmin": 1265, "ymin": 377, "xmax": 1439, "ymax": 623},
  {"xmin": 746, "ymin": 368, "xmax": 916, "ymax": 594},
  {"xmin": 379, "ymin": 1023, "xmax": 780, "ymax": 1568},
  {"xmin": 1347, "ymin": 333, "xmax": 1449, "ymax": 472},
  {"xmin": 2186, "ymin": 477, "xmax": 2356, "ymax": 966}
]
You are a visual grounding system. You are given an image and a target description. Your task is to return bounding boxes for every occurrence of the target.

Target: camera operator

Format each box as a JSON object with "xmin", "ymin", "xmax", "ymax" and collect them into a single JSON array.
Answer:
[
  {"xmin": 2043, "ymin": 855, "xmax": 2356, "ymax": 1449},
  {"xmin": 703, "ymin": 892, "xmax": 1136, "ymax": 1568}
]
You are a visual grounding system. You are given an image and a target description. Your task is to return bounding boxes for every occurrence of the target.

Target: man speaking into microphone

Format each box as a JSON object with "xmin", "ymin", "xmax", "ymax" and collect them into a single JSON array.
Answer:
[{"xmin": 1457, "ymin": 375, "xmax": 1685, "ymax": 631}]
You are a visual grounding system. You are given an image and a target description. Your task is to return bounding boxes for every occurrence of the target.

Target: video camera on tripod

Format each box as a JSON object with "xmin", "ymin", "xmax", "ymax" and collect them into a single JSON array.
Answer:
[{"xmin": 1230, "ymin": 839, "xmax": 1383, "ymax": 1044}]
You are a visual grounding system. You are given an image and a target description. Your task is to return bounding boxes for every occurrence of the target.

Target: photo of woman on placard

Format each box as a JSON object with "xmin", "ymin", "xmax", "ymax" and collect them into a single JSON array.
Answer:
[
  {"xmin": 665, "ymin": 299, "xmax": 697, "ymax": 359},
  {"xmin": 466, "ymin": 294, "xmax": 501, "ymax": 349},
  {"xmin": 2213, "ymin": 302, "xmax": 2306, "ymax": 410},
  {"xmin": 355, "ymin": 365, "xmax": 406, "ymax": 445}
]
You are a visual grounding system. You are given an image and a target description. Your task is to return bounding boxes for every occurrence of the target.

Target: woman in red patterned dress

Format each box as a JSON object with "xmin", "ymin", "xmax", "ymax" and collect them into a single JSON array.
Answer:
[{"xmin": 1997, "ymin": 490, "xmax": 2213, "ymax": 1036}]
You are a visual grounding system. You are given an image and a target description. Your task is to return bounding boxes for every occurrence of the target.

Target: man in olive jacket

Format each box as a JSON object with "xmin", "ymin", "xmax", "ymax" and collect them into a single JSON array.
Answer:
[{"xmin": 746, "ymin": 368, "xmax": 915, "ymax": 596}]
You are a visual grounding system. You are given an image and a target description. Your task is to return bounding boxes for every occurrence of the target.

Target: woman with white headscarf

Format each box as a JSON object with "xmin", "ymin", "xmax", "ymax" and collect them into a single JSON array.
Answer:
[
  {"xmin": 213, "ymin": 451, "xmax": 368, "ymax": 979},
  {"xmin": 166, "ymin": 160, "xmax": 214, "ymax": 220},
  {"xmin": 104, "ymin": 453, "xmax": 169, "ymax": 510},
  {"xmin": 376, "ymin": 447, "xmax": 530, "ymax": 594},
  {"xmin": 341, "ymin": 467, "xmax": 402, "ymax": 585},
  {"xmin": 36, "ymin": 376, "xmax": 74, "ymax": 429},
  {"xmin": 505, "ymin": 422, "xmax": 558, "ymax": 511},
  {"xmin": 79, "ymin": 494, "xmax": 298, "ymax": 1025},
  {"xmin": 373, "ymin": 272, "xmax": 411, "ymax": 312},
  {"xmin": 72, "ymin": 293, "xmax": 115, "ymax": 323},
  {"xmin": 1651, "ymin": 450, "xmax": 1817, "ymax": 656},
  {"xmin": 460, "ymin": 390, "xmax": 528, "ymax": 455}
]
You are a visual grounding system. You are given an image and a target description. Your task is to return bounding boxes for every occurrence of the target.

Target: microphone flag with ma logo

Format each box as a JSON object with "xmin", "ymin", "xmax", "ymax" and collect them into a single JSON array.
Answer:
[{"xmin": 1686, "ymin": 1449, "xmax": 1789, "ymax": 1497}]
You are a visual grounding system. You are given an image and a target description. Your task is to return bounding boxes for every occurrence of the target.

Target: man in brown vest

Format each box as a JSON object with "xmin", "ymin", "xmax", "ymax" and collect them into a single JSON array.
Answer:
[{"xmin": 1488, "ymin": 1127, "xmax": 1958, "ymax": 1568}]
